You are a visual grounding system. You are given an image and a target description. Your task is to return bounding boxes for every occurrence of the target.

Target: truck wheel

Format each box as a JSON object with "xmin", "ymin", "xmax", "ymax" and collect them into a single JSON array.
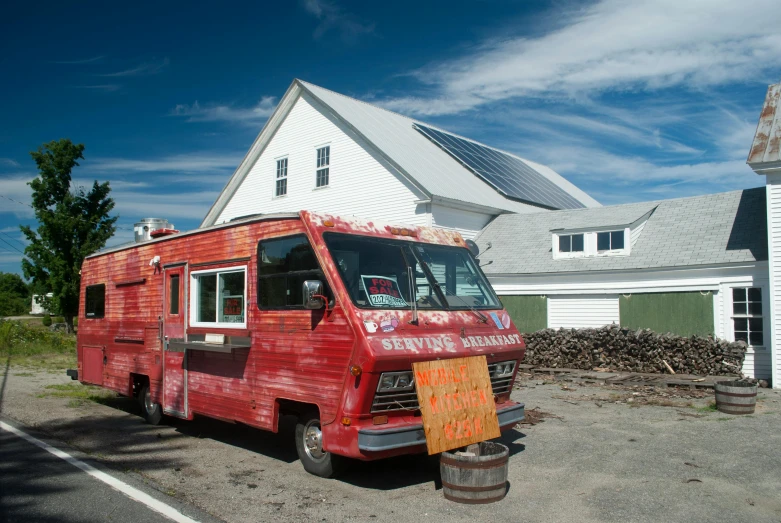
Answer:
[
  {"xmin": 295, "ymin": 411, "xmax": 345, "ymax": 478},
  {"xmin": 139, "ymin": 384, "xmax": 162, "ymax": 425}
]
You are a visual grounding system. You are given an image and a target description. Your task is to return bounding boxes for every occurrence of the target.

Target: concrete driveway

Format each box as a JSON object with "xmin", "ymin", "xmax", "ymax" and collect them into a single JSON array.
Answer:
[{"xmin": 1, "ymin": 366, "xmax": 780, "ymax": 523}]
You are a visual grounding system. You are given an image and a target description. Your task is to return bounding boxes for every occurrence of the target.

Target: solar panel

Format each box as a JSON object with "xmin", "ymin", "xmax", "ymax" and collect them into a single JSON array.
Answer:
[{"xmin": 413, "ymin": 124, "xmax": 585, "ymax": 210}]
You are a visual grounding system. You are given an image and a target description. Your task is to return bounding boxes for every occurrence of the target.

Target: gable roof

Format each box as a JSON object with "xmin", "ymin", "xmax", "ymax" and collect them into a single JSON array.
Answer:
[
  {"xmin": 201, "ymin": 79, "xmax": 599, "ymax": 227},
  {"xmin": 748, "ymin": 82, "xmax": 781, "ymax": 173},
  {"xmin": 475, "ymin": 188, "xmax": 767, "ymax": 275}
]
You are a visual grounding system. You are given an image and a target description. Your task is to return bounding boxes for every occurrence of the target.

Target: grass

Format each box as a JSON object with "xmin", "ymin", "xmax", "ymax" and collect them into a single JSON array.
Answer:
[{"xmin": 37, "ymin": 383, "xmax": 116, "ymax": 404}]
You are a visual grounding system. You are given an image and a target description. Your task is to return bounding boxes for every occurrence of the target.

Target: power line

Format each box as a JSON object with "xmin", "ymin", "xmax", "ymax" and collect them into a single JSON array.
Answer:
[
  {"xmin": 0, "ymin": 230, "xmax": 26, "ymax": 247},
  {"xmin": 0, "ymin": 236, "xmax": 25, "ymax": 255}
]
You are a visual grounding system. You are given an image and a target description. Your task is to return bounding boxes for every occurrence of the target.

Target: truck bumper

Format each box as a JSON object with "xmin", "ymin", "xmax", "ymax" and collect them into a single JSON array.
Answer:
[{"xmin": 357, "ymin": 402, "xmax": 524, "ymax": 453}]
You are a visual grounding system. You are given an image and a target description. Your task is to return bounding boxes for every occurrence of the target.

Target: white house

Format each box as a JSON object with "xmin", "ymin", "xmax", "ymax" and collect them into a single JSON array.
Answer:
[
  {"xmin": 202, "ymin": 79, "xmax": 598, "ymax": 239},
  {"xmin": 198, "ymin": 79, "xmax": 777, "ymax": 387},
  {"xmin": 474, "ymin": 189, "xmax": 771, "ymax": 381}
]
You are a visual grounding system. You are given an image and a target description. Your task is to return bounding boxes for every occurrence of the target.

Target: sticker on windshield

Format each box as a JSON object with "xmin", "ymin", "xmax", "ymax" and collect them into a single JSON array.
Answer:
[{"xmin": 361, "ymin": 275, "xmax": 408, "ymax": 308}]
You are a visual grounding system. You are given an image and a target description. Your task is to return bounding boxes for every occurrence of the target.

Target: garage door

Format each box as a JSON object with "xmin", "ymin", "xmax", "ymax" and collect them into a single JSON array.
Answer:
[{"xmin": 548, "ymin": 295, "xmax": 620, "ymax": 329}]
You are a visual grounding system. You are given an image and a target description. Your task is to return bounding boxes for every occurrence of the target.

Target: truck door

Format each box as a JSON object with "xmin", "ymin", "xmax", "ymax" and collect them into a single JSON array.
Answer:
[{"xmin": 162, "ymin": 264, "xmax": 187, "ymax": 417}]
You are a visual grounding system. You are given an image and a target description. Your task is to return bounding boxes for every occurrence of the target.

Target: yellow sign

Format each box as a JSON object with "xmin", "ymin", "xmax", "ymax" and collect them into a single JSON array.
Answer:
[{"xmin": 412, "ymin": 355, "xmax": 501, "ymax": 455}]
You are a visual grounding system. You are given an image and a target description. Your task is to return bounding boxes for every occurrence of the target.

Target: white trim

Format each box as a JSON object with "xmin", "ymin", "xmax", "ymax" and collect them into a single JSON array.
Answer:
[
  {"xmin": 489, "ymin": 263, "xmax": 768, "ymax": 296},
  {"xmin": 189, "ymin": 265, "xmax": 248, "ymax": 329},
  {"xmin": 0, "ymin": 421, "xmax": 200, "ymax": 523},
  {"xmin": 552, "ymin": 228, "xmax": 630, "ymax": 260}
]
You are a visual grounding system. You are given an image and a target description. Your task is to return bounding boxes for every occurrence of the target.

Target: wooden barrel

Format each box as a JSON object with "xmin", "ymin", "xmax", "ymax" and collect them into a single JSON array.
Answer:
[
  {"xmin": 440, "ymin": 442, "xmax": 509, "ymax": 504},
  {"xmin": 714, "ymin": 381, "xmax": 757, "ymax": 415}
]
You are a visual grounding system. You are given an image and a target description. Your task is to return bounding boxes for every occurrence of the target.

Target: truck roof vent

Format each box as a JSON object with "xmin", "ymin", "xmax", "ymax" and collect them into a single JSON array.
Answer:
[{"xmin": 134, "ymin": 218, "xmax": 174, "ymax": 243}]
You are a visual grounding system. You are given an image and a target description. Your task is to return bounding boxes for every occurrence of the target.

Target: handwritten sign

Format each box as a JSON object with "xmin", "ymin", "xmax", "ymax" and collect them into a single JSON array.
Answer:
[
  {"xmin": 361, "ymin": 275, "xmax": 408, "ymax": 308},
  {"xmin": 412, "ymin": 355, "xmax": 500, "ymax": 455}
]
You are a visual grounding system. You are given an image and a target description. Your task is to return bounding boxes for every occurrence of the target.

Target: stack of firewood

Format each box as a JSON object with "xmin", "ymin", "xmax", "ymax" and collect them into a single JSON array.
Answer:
[{"xmin": 521, "ymin": 325, "xmax": 747, "ymax": 376}]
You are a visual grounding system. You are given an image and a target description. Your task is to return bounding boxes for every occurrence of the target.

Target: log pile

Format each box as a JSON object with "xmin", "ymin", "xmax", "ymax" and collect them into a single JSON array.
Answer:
[{"xmin": 522, "ymin": 325, "xmax": 747, "ymax": 376}]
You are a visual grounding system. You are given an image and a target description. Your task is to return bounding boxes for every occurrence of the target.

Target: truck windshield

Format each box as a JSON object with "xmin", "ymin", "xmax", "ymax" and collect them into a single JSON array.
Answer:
[{"xmin": 323, "ymin": 233, "xmax": 501, "ymax": 310}]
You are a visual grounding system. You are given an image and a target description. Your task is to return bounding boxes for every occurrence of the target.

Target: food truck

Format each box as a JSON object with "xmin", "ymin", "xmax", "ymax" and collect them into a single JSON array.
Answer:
[{"xmin": 74, "ymin": 211, "xmax": 525, "ymax": 477}]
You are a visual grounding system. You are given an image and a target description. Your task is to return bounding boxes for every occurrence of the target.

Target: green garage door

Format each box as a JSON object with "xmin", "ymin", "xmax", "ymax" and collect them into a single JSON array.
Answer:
[
  {"xmin": 499, "ymin": 295, "xmax": 548, "ymax": 333},
  {"xmin": 619, "ymin": 291, "xmax": 714, "ymax": 337}
]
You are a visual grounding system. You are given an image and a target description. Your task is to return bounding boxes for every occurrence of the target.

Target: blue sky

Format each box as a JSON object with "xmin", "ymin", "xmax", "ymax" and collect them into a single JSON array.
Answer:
[{"xmin": 1, "ymin": 0, "xmax": 780, "ymax": 275}]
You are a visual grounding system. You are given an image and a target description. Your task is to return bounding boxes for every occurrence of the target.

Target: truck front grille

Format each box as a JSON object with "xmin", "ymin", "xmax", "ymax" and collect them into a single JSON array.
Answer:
[{"xmin": 370, "ymin": 360, "xmax": 516, "ymax": 413}]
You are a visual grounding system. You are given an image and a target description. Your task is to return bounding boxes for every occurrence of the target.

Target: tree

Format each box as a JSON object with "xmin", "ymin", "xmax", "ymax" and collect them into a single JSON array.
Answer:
[
  {"xmin": 0, "ymin": 272, "xmax": 30, "ymax": 316},
  {"xmin": 20, "ymin": 139, "xmax": 117, "ymax": 333}
]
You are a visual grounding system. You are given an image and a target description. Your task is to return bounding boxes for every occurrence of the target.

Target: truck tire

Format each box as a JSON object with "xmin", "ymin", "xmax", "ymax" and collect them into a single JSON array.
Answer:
[
  {"xmin": 295, "ymin": 411, "xmax": 346, "ymax": 478},
  {"xmin": 139, "ymin": 384, "xmax": 162, "ymax": 425}
]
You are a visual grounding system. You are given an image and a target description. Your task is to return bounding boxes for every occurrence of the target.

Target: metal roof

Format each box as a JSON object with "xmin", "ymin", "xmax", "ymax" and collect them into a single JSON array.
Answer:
[
  {"xmin": 748, "ymin": 83, "xmax": 781, "ymax": 172},
  {"xmin": 475, "ymin": 188, "xmax": 767, "ymax": 275},
  {"xmin": 299, "ymin": 81, "xmax": 599, "ymax": 213}
]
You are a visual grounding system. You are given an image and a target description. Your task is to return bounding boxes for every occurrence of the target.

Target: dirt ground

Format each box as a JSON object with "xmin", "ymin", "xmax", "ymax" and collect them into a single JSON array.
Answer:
[{"xmin": 1, "ymin": 364, "xmax": 780, "ymax": 523}]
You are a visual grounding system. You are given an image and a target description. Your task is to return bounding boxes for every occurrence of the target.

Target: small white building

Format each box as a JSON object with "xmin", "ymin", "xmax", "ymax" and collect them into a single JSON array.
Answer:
[
  {"xmin": 30, "ymin": 293, "xmax": 53, "ymax": 315},
  {"xmin": 747, "ymin": 82, "xmax": 781, "ymax": 388},
  {"xmin": 202, "ymin": 79, "xmax": 598, "ymax": 237}
]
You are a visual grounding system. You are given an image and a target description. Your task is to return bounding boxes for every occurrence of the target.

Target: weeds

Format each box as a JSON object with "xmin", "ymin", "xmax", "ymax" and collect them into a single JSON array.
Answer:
[
  {"xmin": 695, "ymin": 402, "xmax": 718, "ymax": 413},
  {"xmin": 0, "ymin": 319, "xmax": 76, "ymax": 372}
]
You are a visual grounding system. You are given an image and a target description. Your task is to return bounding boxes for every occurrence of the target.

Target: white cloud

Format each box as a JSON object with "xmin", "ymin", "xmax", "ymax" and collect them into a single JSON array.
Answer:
[
  {"xmin": 172, "ymin": 97, "xmax": 278, "ymax": 124},
  {"xmin": 99, "ymin": 57, "xmax": 170, "ymax": 77},
  {"xmin": 0, "ymin": 158, "xmax": 20, "ymax": 168},
  {"xmin": 85, "ymin": 152, "xmax": 242, "ymax": 174},
  {"xmin": 302, "ymin": 0, "xmax": 375, "ymax": 42},
  {"xmin": 380, "ymin": 0, "xmax": 781, "ymax": 116}
]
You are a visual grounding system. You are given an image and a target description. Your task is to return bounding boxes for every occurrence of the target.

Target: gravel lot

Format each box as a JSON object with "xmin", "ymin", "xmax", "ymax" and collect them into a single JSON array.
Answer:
[{"xmin": 1, "ymin": 364, "xmax": 780, "ymax": 523}]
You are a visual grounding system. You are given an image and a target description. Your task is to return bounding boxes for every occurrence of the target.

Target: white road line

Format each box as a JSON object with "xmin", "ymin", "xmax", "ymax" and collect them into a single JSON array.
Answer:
[{"xmin": 0, "ymin": 420, "xmax": 200, "ymax": 523}]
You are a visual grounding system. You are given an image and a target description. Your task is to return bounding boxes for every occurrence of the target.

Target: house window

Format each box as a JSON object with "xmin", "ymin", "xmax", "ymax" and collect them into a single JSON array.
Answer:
[
  {"xmin": 732, "ymin": 287, "xmax": 763, "ymax": 346},
  {"xmin": 258, "ymin": 235, "xmax": 330, "ymax": 308},
  {"xmin": 169, "ymin": 274, "xmax": 180, "ymax": 315},
  {"xmin": 190, "ymin": 267, "xmax": 246, "ymax": 327},
  {"xmin": 275, "ymin": 158, "xmax": 288, "ymax": 197},
  {"xmin": 597, "ymin": 230, "xmax": 625, "ymax": 251},
  {"xmin": 85, "ymin": 284, "xmax": 105, "ymax": 318},
  {"xmin": 316, "ymin": 146, "xmax": 330, "ymax": 188},
  {"xmin": 558, "ymin": 233, "xmax": 584, "ymax": 253}
]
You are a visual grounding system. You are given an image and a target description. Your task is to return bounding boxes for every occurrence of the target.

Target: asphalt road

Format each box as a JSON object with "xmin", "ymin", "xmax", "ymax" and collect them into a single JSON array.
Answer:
[
  {"xmin": 0, "ymin": 420, "xmax": 218, "ymax": 523},
  {"xmin": 2, "ymin": 367, "xmax": 780, "ymax": 523}
]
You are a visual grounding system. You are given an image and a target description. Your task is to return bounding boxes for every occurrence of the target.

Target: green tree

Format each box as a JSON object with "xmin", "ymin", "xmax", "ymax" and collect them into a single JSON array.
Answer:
[
  {"xmin": 20, "ymin": 139, "xmax": 117, "ymax": 333},
  {"xmin": 0, "ymin": 272, "xmax": 30, "ymax": 316}
]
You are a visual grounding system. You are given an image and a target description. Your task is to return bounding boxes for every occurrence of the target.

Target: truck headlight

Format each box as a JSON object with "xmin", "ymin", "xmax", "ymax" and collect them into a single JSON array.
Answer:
[
  {"xmin": 493, "ymin": 361, "xmax": 516, "ymax": 378},
  {"xmin": 377, "ymin": 371, "xmax": 415, "ymax": 392}
]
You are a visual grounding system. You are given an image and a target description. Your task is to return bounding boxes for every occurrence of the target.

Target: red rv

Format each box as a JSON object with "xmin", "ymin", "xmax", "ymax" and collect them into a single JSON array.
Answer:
[{"xmin": 74, "ymin": 211, "xmax": 525, "ymax": 477}]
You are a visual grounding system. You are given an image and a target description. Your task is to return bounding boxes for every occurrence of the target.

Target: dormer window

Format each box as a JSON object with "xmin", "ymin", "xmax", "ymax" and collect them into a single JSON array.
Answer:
[
  {"xmin": 597, "ymin": 231, "xmax": 624, "ymax": 251},
  {"xmin": 559, "ymin": 233, "xmax": 584, "ymax": 253},
  {"xmin": 553, "ymin": 228, "xmax": 629, "ymax": 259}
]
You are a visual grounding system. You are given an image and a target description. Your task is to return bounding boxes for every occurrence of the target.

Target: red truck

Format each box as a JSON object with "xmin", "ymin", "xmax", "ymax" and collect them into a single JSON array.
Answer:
[{"xmin": 73, "ymin": 211, "xmax": 525, "ymax": 477}]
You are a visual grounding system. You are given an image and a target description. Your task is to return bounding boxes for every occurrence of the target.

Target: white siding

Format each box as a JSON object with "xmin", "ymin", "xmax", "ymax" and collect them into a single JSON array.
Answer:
[
  {"xmin": 547, "ymin": 295, "xmax": 620, "ymax": 329},
  {"xmin": 217, "ymin": 93, "xmax": 428, "ymax": 226},
  {"xmin": 431, "ymin": 205, "xmax": 493, "ymax": 240},
  {"xmin": 766, "ymin": 174, "xmax": 781, "ymax": 388}
]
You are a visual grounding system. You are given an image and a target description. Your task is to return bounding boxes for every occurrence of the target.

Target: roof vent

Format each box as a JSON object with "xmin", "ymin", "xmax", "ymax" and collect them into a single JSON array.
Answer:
[{"xmin": 134, "ymin": 218, "xmax": 174, "ymax": 243}]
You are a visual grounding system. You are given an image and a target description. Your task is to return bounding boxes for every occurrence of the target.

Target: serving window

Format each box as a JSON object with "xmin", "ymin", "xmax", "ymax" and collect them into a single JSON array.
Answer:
[
  {"xmin": 189, "ymin": 267, "xmax": 247, "ymax": 328},
  {"xmin": 85, "ymin": 284, "xmax": 105, "ymax": 318}
]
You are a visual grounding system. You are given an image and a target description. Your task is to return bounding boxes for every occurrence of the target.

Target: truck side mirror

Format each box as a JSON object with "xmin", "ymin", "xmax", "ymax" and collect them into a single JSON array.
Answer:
[
  {"xmin": 303, "ymin": 280, "xmax": 325, "ymax": 309},
  {"xmin": 465, "ymin": 239, "xmax": 480, "ymax": 257}
]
